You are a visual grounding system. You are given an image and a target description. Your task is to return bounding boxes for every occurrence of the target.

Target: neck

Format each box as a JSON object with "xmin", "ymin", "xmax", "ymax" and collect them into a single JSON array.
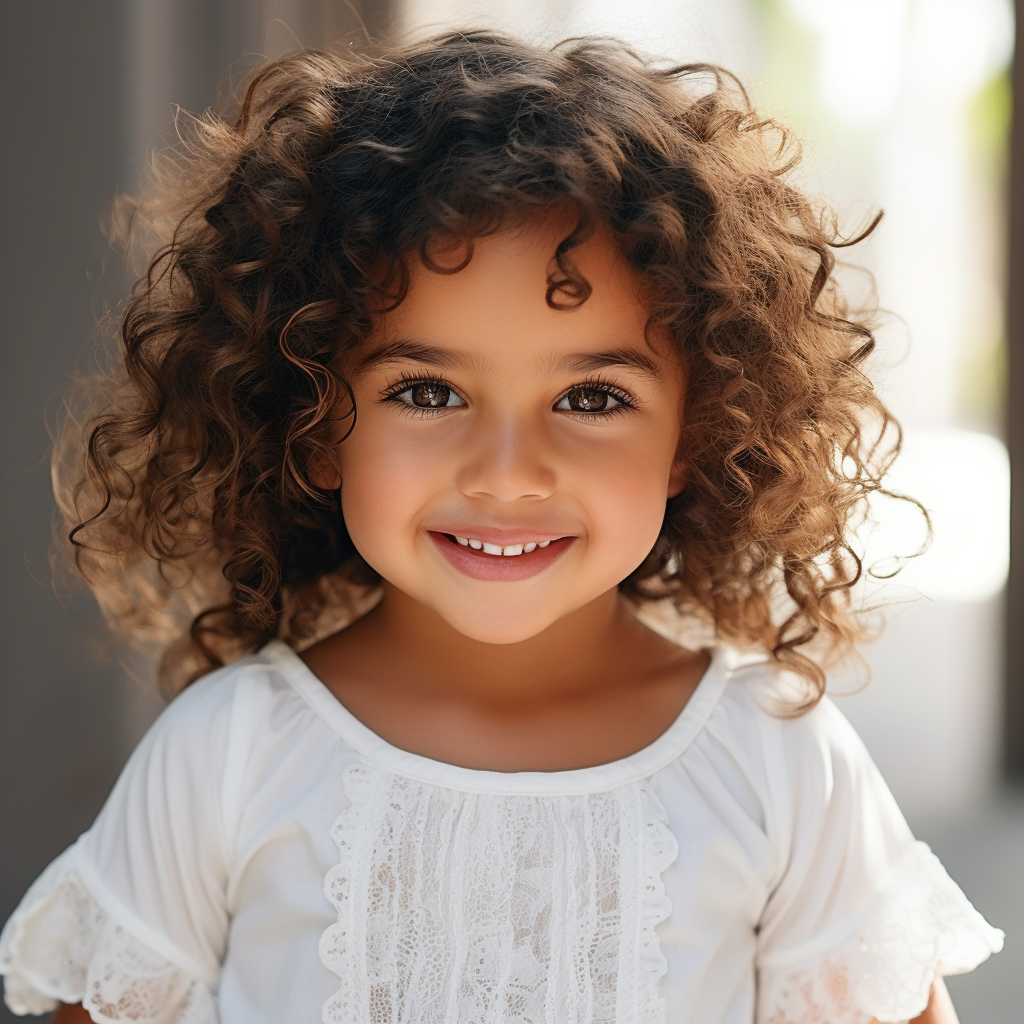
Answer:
[{"xmin": 351, "ymin": 582, "xmax": 655, "ymax": 707}]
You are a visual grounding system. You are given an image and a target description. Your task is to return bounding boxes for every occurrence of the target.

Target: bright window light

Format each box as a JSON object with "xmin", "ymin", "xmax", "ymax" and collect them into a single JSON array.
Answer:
[
  {"xmin": 785, "ymin": 0, "xmax": 1012, "ymax": 125},
  {"xmin": 861, "ymin": 429, "xmax": 1009, "ymax": 602},
  {"xmin": 785, "ymin": 0, "xmax": 910, "ymax": 126}
]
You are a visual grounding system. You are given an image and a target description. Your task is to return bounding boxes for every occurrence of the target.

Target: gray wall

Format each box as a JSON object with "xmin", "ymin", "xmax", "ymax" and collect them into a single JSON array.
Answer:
[
  {"xmin": 1, "ymin": 9, "xmax": 130, "ymax": 1022},
  {"xmin": 0, "ymin": 3, "xmax": 383, "ymax": 1018}
]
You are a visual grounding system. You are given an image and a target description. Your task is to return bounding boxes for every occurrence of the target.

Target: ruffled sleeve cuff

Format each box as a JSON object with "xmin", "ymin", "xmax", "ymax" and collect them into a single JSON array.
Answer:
[
  {"xmin": 756, "ymin": 841, "xmax": 1004, "ymax": 1024},
  {"xmin": 0, "ymin": 846, "xmax": 218, "ymax": 1023}
]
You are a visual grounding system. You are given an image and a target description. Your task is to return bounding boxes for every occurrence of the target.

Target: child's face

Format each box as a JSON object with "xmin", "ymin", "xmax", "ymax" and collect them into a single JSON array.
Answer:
[{"xmin": 329, "ymin": 213, "xmax": 687, "ymax": 644}]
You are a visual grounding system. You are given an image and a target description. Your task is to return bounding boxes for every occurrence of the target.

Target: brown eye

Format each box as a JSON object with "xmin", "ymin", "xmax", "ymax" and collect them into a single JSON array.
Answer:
[
  {"xmin": 390, "ymin": 380, "xmax": 465, "ymax": 410},
  {"xmin": 568, "ymin": 389, "xmax": 608, "ymax": 412},
  {"xmin": 412, "ymin": 383, "xmax": 451, "ymax": 407},
  {"xmin": 556, "ymin": 387, "xmax": 628, "ymax": 413}
]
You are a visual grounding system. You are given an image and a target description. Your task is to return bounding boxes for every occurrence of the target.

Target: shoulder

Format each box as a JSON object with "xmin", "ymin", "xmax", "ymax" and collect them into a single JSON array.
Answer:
[
  {"xmin": 80, "ymin": 641, "xmax": 342, "ymax": 864},
  {"xmin": 710, "ymin": 651, "xmax": 868, "ymax": 767},
  {"xmin": 157, "ymin": 640, "xmax": 308, "ymax": 727},
  {"xmin": 716, "ymin": 650, "xmax": 911, "ymax": 848},
  {"xmin": 132, "ymin": 640, "xmax": 332, "ymax": 781},
  {"xmin": 689, "ymin": 650, "xmax": 893, "ymax": 823}
]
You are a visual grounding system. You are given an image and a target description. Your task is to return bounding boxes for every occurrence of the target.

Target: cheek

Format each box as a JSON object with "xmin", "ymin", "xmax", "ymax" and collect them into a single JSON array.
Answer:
[
  {"xmin": 591, "ymin": 455, "xmax": 670, "ymax": 545},
  {"xmin": 564, "ymin": 425, "xmax": 677, "ymax": 562},
  {"xmin": 336, "ymin": 414, "xmax": 442, "ymax": 551}
]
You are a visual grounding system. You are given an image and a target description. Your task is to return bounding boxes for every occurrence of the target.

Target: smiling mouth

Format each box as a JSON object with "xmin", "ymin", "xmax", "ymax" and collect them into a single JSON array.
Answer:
[{"xmin": 429, "ymin": 531, "xmax": 574, "ymax": 581}]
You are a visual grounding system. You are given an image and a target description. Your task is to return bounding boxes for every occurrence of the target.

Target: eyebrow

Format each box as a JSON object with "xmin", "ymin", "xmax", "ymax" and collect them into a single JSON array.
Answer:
[
  {"xmin": 554, "ymin": 348, "xmax": 661, "ymax": 381},
  {"xmin": 355, "ymin": 340, "xmax": 472, "ymax": 372},
  {"xmin": 357, "ymin": 340, "xmax": 662, "ymax": 380}
]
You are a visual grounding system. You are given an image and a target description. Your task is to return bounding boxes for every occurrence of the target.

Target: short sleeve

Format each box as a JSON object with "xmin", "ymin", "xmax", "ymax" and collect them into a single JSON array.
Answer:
[
  {"xmin": 754, "ymin": 697, "xmax": 1003, "ymax": 1024},
  {"xmin": 0, "ymin": 672, "xmax": 237, "ymax": 1023}
]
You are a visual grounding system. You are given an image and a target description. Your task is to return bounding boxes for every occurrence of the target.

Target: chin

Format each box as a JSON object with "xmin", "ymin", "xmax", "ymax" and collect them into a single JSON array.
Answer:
[{"xmin": 439, "ymin": 605, "xmax": 559, "ymax": 646}]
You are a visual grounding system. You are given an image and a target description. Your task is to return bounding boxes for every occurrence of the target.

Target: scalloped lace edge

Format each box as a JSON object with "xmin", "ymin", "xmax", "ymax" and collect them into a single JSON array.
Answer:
[
  {"xmin": 636, "ymin": 784, "xmax": 677, "ymax": 1023},
  {"xmin": 757, "ymin": 842, "xmax": 1004, "ymax": 1024},
  {"xmin": 0, "ymin": 848, "xmax": 218, "ymax": 1023}
]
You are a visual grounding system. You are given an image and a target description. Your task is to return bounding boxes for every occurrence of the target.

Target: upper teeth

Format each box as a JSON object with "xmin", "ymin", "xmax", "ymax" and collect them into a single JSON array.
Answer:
[{"xmin": 455, "ymin": 537, "xmax": 552, "ymax": 556}]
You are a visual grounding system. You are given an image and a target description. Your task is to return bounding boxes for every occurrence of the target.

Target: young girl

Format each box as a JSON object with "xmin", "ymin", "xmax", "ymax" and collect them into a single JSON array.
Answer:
[{"xmin": 0, "ymin": 30, "xmax": 1003, "ymax": 1024}]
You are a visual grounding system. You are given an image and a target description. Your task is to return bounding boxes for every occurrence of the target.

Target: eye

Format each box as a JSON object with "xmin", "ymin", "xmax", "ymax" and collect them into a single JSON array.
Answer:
[
  {"xmin": 555, "ymin": 384, "xmax": 634, "ymax": 414},
  {"xmin": 386, "ymin": 379, "xmax": 466, "ymax": 409}
]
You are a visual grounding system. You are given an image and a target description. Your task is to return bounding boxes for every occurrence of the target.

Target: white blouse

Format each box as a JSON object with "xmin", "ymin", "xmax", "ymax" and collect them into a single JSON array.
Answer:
[{"xmin": 0, "ymin": 641, "xmax": 1002, "ymax": 1024}]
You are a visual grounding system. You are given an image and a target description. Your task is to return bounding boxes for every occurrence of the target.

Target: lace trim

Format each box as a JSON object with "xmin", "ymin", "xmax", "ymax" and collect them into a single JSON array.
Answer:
[
  {"xmin": 757, "ymin": 842, "xmax": 1004, "ymax": 1024},
  {"xmin": 320, "ymin": 760, "xmax": 678, "ymax": 1024},
  {"xmin": 0, "ymin": 848, "xmax": 218, "ymax": 1023}
]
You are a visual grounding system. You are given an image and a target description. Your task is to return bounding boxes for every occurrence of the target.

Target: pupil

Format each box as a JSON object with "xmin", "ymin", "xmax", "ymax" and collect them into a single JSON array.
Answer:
[
  {"xmin": 571, "ymin": 389, "xmax": 608, "ymax": 412},
  {"xmin": 413, "ymin": 383, "xmax": 450, "ymax": 407}
]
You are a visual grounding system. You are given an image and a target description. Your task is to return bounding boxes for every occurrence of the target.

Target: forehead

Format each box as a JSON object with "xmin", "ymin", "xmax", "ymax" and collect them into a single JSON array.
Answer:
[{"xmin": 362, "ymin": 214, "xmax": 671, "ymax": 373}]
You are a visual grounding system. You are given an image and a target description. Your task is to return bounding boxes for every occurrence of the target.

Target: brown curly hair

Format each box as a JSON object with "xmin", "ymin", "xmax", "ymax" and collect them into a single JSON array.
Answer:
[{"xmin": 56, "ymin": 30, "xmax": 901, "ymax": 703}]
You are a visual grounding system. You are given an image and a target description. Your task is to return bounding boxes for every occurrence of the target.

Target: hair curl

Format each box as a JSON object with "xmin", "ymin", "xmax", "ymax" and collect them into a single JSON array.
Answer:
[{"xmin": 57, "ymin": 30, "xmax": 902, "ymax": 703}]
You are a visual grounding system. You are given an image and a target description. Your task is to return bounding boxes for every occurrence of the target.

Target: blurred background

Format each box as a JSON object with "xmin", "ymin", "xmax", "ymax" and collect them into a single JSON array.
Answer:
[{"xmin": 1, "ymin": 0, "xmax": 1020, "ymax": 1020}]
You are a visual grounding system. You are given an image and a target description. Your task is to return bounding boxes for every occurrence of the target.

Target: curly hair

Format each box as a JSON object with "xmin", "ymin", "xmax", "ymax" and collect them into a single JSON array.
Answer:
[{"xmin": 56, "ymin": 30, "xmax": 901, "ymax": 703}]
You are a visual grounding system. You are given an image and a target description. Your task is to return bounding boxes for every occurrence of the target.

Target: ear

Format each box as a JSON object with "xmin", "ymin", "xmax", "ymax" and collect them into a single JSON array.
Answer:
[
  {"xmin": 308, "ymin": 451, "xmax": 342, "ymax": 491},
  {"xmin": 667, "ymin": 458, "xmax": 687, "ymax": 499}
]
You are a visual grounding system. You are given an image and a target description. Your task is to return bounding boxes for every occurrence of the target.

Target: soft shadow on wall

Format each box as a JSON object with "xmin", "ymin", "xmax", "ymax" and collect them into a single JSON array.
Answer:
[{"xmin": 0, "ymin": 4, "xmax": 391, "ymax": 1023}]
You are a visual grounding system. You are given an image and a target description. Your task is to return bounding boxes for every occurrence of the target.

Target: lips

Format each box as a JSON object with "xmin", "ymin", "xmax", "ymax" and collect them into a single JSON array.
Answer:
[{"xmin": 428, "ymin": 531, "xmax": 574, "ymax": 581}]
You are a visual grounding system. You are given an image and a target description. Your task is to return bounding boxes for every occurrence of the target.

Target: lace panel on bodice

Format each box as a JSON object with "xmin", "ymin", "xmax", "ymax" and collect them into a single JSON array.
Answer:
[{"xmin": 319, "ymin": 761, "xmax": 678, "ymax": 1024}]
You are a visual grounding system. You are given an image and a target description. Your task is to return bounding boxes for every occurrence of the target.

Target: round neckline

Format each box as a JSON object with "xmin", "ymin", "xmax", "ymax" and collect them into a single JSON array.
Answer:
[{"xmin": 261, "ymin": 638, "xmax": 736, "ymax": 795}]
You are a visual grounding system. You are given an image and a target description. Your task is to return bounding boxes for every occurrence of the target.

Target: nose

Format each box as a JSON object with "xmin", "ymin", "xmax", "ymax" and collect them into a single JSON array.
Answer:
[{"xmin": 456, "ymin": 411, "xmax": 557, "ymax": 502}]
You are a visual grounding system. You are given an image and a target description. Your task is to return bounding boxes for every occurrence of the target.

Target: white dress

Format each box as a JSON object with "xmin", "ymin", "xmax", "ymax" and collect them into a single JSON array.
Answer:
[{"xmin": 0, "ymin": 641, "xmax": 1002, "ymax": 1024}]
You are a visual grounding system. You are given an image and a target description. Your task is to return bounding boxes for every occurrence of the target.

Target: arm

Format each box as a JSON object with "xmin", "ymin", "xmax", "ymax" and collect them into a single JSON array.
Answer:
[{"xmin": 51, "ymin": 1006, "xmax": 92, "ymax": 1023}]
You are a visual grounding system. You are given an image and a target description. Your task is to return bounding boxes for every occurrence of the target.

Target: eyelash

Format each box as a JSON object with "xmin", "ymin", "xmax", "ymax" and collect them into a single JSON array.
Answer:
[
  {"xmin": 558, "ymin": 378, "xmax": 638, "ymax": 418},
  {"xmin": 379, "ymin": 373, "xmax": 639, "ymax": 419}
]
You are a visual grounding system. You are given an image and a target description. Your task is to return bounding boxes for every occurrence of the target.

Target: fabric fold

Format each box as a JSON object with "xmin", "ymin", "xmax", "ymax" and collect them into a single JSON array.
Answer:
[
  {"xmin": 757, "ymin": 841, "xmax": 1004, "ymax": 1024},
  {"xmin": 0, "ymin": 847, "xmax": 218, "ymax": 1024}
]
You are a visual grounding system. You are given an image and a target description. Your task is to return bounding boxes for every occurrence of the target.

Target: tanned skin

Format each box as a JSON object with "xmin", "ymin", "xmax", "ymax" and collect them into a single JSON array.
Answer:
[{"xmin": 49, "ymin": 215, "xmax": 961, "ymax": 1023}]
